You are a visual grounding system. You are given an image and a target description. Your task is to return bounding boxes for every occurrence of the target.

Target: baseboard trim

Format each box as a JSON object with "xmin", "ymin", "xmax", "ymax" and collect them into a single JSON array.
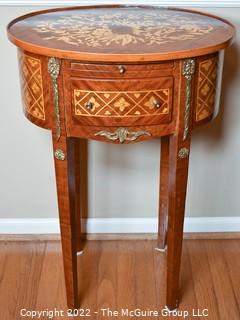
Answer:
[{"xmin": 0, "ymin": 217, "xmax": 240, "ymax": 234}]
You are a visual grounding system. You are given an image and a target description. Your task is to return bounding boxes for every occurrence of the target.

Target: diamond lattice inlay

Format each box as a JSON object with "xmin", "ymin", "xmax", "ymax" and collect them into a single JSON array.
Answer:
[
  {"xmin": 19, "ymin": 52, "xmax": 45, "ymax": 120},
  {"xmin": 196, "ymin": 56, "xmax": 218, "ymax": 122},
  {"xmin": 73, "ymin": 89, "xmax": 170, "ymax": 117}
]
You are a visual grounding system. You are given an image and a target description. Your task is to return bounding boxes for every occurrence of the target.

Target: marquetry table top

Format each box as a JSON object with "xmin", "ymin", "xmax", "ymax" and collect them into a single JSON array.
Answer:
[{"xmin": 7, "ymin": 5, "xmax": 235, "ymax": 62}]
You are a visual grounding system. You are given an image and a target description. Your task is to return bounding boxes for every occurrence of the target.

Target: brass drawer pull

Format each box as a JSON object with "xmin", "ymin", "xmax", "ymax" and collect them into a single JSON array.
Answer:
[
  {"xmin": 118, "ymin": 65, "xmax": 125, "ymax": 74},
  {"xmin": 85, "ymin": 101, "xmax": 94, "ymax": 110},
  {"xmin": 94, "ymin": 127, "xmax": 151, "ymax": 143},
  {"xmin": 154, "ymin": 100, "xmax": 161, "ymax": 108}
]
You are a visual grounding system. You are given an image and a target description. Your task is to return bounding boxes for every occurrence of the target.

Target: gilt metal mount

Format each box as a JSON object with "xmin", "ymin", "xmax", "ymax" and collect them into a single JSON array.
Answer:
[
  {"xmin": 54, "ymin": 149, "xmax": 65, "ymax": 161},
  {"xmin": 182, "ymin": 58, "xmax": 196, "ymax": 141},
  {"xmin": 48, "ymin": 57, "xmax": 61, "ymax": 141},
  {"xmin": 94, "ymin": 127, "xmax": 151, "ymax": 143},
  {"xmin": 178, "ymin": 147, "xmax": 189, "ymax": 159}
]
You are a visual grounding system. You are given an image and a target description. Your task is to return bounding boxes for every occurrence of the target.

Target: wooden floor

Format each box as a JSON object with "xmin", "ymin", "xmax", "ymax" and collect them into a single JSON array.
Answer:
[{"xmin": 0, "ymin": 238, "xmax": 239, "ymax": 320}]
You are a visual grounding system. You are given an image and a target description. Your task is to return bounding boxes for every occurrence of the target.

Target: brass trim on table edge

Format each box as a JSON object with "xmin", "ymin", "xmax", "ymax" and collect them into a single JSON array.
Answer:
[
  {"xmin": 182, "ymin": 58, "xmax": 196, "ymax": 141},
  {"xmin": 94, "ymin": 127, "xmax": 151, "ymax": 143},
  {"xmin": 48, "ymin": 57, "xmax": 61, "ymax": 141}
]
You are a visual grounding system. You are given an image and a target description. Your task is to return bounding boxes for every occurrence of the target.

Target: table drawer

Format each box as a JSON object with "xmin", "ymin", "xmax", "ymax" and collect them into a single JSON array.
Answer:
[
  {"xmin": 70, "ymin": 77, "xmax": 173, "ymax": 126},
  {"xmin": 70, "ymin": 61, "xmax": 174, "ymax": 79}
]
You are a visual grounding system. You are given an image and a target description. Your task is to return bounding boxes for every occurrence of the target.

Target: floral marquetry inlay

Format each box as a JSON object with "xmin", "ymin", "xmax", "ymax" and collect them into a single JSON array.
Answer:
[
  {"xmin": 8, "ymin": 6, "xmax": 235, "ymax": 61},
  {"xmin": 32, "ymin": 10, "xmax": 214, "ymax": 49},
  {"xmin": 73, "ymin": 89, "xmax": 170, "ymax": 118},
  {"xmin": 196, "ymin": 56, "xmax": 218, "ymax": 121},
  {"xmin": 19, "ymin": 52, "xmax": 45, "ymax": 120},
  {"xmin": 113, "ymin": 97, "xmax": 130, "ymax": 112}
]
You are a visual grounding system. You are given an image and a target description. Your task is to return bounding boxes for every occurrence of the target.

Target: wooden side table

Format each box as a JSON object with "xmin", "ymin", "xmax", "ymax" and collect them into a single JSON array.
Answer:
[{"xmin": 7, "ymin": 5, "xmax": 235, "ymax": 310}]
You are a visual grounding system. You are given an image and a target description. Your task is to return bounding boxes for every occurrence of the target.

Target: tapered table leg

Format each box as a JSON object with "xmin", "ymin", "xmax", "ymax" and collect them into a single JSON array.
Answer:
[
  {"xmin": 166, "ymin": 134, "xmax": 191, "ymax": 310},
  {"xmin": 157, "ymin": 136, "xmax": 170, "ymax": 250},
  {"xmin": 75, "ymin": 139, "xmax": 88, "ymax": 253},
  {"xmin": 164, "ymin": 57, "xmax": 195, "ymax": 310},
  {"xmin": 52, "ymin": 134, "xmax": 81, "ymax": 309}
]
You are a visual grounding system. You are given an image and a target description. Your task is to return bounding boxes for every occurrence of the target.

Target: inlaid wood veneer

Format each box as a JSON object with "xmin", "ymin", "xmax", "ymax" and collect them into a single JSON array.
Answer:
[
  {"xmin": 195, "ymin": 55, "xmax": 219, "ymax": 122},
  {"xmin": 19, "ymin": 52, "xmax": 45, "ymax": 121},
  {"xmin": 7, "ymin": 4, "xmax": 235, "ymax": 312},
  {"xmin": 73, "ymin": 89, "xmax": 170, "ymax": 117}
]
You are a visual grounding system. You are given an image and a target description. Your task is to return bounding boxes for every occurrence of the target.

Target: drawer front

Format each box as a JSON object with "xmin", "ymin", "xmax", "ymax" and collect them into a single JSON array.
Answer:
[
  {"xmin": 70, "ymin": 61, "xmax": 174, "ymax": 79},
  {"xmin": 70, "ymin": 77, "xmax": 173, "ymax": 126}
]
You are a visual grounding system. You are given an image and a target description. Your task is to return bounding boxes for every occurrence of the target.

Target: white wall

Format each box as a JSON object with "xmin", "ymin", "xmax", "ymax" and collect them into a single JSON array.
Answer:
[{"xmin": 0, "ymin": 4, "xmax": 240, "ymax": 223}]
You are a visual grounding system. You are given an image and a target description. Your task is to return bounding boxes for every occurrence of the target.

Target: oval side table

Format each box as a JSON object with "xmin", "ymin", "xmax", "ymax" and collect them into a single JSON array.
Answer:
[{"xmin": 7, "ymin": 5, "xmax": 235, "ymax": 311}]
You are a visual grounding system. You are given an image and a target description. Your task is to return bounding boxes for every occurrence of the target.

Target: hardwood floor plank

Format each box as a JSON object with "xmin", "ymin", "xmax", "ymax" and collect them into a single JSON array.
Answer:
[
  {"xmin": 178, "ymin": 242, "xmax": 199, "ymax": 319},
  {"xmin": 0, "ymin": 242, "xmax": 11, "ymax": 320},
  {"xmin": 186, "ymin": 240, "xmax": 220, "ymax": 320},
  {"xmin": 96, "ymin": 241, "xmax": 118, "ymax": 319},
  {"xmin": 14, "ymin": 242, "xmax": 46, "ymax": 318},
  {"xmin": 116, "ymin": 241, "xmax": 136, "ymax": 311},
  {"xmin": 221, "ymin": 240, "xmax": 240, "ymax": 312},
  {"xmin": 205, "ymin": 240, "xmax": 240, "ymax": 320},
  {"xmin": 0, "ymin": 239, "xmax": 239, "ymax": 320},
  {"xmin": 134, "ymin": 240, "xmax": 157, "ymax": 311},
  {"xmin": 0, "ymin": 242, "xmax": 46, "ymax": 320},
  {"xmin": 35, "ymin": 242, "xmax": 63, "ymax": 310}
]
